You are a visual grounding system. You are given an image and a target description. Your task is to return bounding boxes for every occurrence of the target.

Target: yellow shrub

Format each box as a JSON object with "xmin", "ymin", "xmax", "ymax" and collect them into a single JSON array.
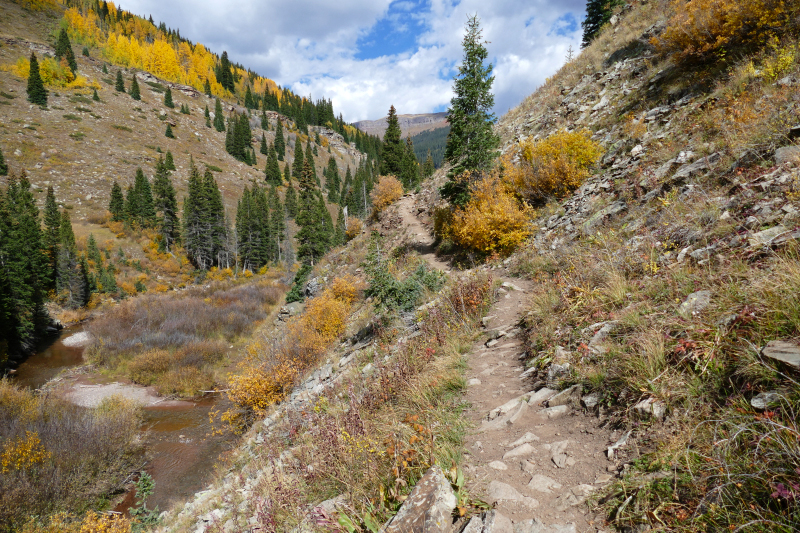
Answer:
[
  {"xmin": 345, "ymin": 218, "xmax": 363, "ymax": 241},
  {"xmin": 330, "ymin": 275, "xmax": 360, "ymax": 305},
  {"xmin": 655, "ymin": 0, "xmax": 799, "ymax": 62},
  {"xmin": 450, "ymin": 173, "xmax": 533, "ymax": 256},
  {"xmin": 127, "ymin": 349, "xmax": 173, "ymax": 384},
  {"xmin": 370, "ymin": 175, "xmax": 404, "ymax": 215},
  {"xmin": 510, "ymin": 129, "xmax": 601, "ymax": 204},
  {"xmin": 1, "ymin": 431, "xmax": 50, "ymax": 474},
  {"xmin": 6, "ymin": 57, "xmax": 98, "ymax": 89}
]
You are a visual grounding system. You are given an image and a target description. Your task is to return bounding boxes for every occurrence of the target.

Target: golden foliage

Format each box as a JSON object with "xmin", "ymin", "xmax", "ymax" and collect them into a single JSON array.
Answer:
[
  {"xmin": 655, "ymin": 0, "xmax": 799, "ymax": 62},
  {"xmin": 345, "ymin": 218, "xmax": 363, "ymax": 241},
  {"xmin": 1, "ymin": 431, "xmax": 50, "ymax": 474},
  {"xmin": 450, "ymin": 170, "xmax": 533, "ymax": 256},
  {"xmin": 509, "ymin": 129, "xmax": 602, "ymax": 204},
  {"xmin": 225, "ymin": 278, "xmax": 356, "ymax": 427},
  {"xmin": 5, "ymin": 57, "xmax": 98, "ymax": 89},
  {"xmin": 127, "ymin": 349, "xmax": 172, "ymax": 384},
  {"xmin": 21, "ymin": 510, "xmax": 132, "ymax": 533},
  {"xmin": 370, "ymin": 175, "xmax": 404, "ymax": 215},
  {"xmin": 10, "ymin": 0, "xmax": 59, "ymax": 11}
]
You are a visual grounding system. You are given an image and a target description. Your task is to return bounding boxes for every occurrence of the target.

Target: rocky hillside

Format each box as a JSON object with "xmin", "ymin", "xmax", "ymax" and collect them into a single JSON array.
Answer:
[{"xmin": 354, "ymin": 111, "xmax": 448, "ymax": 139}]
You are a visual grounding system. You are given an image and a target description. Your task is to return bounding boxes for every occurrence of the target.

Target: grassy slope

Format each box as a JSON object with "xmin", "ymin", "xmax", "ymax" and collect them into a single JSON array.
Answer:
[{"xmin": 491, "ymin": 0, "xmax": 800, "ymax": 530}]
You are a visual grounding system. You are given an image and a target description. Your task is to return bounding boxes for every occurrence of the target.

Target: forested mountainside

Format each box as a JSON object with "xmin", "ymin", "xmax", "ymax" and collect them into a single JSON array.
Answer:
[{"xmin": 2, "ymin": 0, "xmax": 800, "ymax": 532}]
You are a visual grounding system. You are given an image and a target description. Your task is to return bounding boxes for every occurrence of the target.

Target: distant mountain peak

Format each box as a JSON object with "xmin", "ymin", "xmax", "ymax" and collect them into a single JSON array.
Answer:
[{"xmin": 354, "ymin": 112, "xmax": 448, "ymax": 139}]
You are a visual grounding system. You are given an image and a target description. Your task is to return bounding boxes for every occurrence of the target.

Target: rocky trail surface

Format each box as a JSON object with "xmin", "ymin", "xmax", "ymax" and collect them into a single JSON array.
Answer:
[{"xmin": 392, "ymin": 195, "xmax": 616, "ymax": 533}]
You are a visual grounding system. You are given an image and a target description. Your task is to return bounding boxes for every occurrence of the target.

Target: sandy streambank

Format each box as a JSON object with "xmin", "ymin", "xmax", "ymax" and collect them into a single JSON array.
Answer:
[{"xmin": 63, "ymin": 378, "xmax": 192, "ymax": 408}]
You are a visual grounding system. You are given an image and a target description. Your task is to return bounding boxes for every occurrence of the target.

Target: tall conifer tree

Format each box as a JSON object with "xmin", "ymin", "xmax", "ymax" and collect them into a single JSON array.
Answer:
[
  {"xmin": 129, "ymin": 74, "xmax": 141, "ymax": 100},
  {"xmin": 213, "ymin": 98, "xmax": 225, "ymax": 132},
  {"xmin": 164, "ymin": 86, "xmax": 175, "ymax": 108},
  {"xmin": 114, "ymin": 70, "xmax": 125, "ymax": 92},
  {"xmin": 153, "ymin": 156, "xmax": 180, "ymax": 251},
  {"xmin": 379, "ymin": 105, "xmax": 403, "ymax": 176},
  {"xmin": 275, "ymin": 120, "xmax": 285, "ymax": 160},
  {"xmin": 27, "ymin": 53, "xmax": 47, "ymax": 105},
  {"xmin": 0, "ymin": 147, "xmax": 7, "ymax": 176},
  {"xmin": 292, "ymin": 139, "xmax": 304, "ymax": 180},
  {"xmin": 442, "ymin": 15, "xmax": 499, "ymax": 205},
  {"xmin": 285, "ymin": 183, "xmax": 297, "ymax": 219},
  {"xmin": 55, "ymin": 28, "xmax": 78, "ymax": 73},
  {"xmin": 42, "ymin": 186, "xmax": 61, "ymax": 289}
]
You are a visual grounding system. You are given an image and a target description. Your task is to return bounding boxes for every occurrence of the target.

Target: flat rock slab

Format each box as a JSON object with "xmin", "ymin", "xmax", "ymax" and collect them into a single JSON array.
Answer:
[
  {"xmin": 510, "ymin": 432, "xmax": 540, "ymax": 447},
  {"xmin": 547, "ymin": 385, "xmax": 582, "ymax": 408},
  {"xmin": 749, "ymin": 226, "xmax": 789, "ymax": 247},
  {"xmin": 488, "ymin": 461, "xmax": 509, "ymax": 471},
  {"xmin": 554, "ymin": 484, "xmax": 596, "ymax": 512},
  {"xmin": 762, "ymin": 340, "xmax": 800, "ymax": 369},
  {"xmin": 382, "ymin": 465, "xmax": 456, "ymax": 533},
  {"xmin": 61, "ymin": 331, "xmax": 91, "ymax": 347},
  {"xmin": 488, "ymin": 480, "xmax": 539, "ymax": 509},
  {"xmin": 528, "ymin": 474, "xmax": 563, "ymax": 494},
  {"xmin": 503, "ymin": 443, "xmax": 536, "ymax": 460},
  {"xmin": 464, "ymin": 510, "xmax": 514, "ymax": 533}
]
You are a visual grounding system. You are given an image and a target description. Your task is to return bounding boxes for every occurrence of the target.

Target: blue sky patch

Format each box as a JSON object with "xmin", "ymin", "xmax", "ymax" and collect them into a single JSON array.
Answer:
[
  {"xmin": 549, "ymin": 12, "xmax": 579, "ymax": 37},
  {"xmin": 355, "ymin": 0, "xmax": 428, "ymax": 60}
]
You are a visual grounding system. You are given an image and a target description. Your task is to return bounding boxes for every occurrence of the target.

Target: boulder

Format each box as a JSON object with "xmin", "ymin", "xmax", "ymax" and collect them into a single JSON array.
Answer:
[
  {"xmin": 546, "ymin": 384, "xmax": 583, "ymax": 408},
  {"xmin": 678, "ymin": 290, "xmax": 711, "ymax": 317},
  {"xmin": 672, "ymin": 152, "xmax": 721, "ymax": 181},
  {"xmin": 381, "ymin": 465, "xmax": 456, "ymax": 533},
  {"xmin": 775, "ymin": 146, "xmax": 800, "ymax": 166},
  {"xmin": 762, "ymin": 340, "xmax": 800, "ymax": 369},
  {"xmin": 748, "ymin": 226, "xmax": 789, "ymax": 247},
  {"xmin": 527, "ymin": 475, "xmax": 562, "ymax": 494},
  {"xmin": 750, "ymin": 391, "xmax": 781, "ymax": 410},
  {"xmin": 487, "ymin": 481, "xmax": 539, "ymax": 509},
  {"xmin": 305, "ymin": 277, "xmax": 323, "ymax": 298},
  {"xmin": 633, "ymin": 397, "xmax": 667, "ymax": 420}
]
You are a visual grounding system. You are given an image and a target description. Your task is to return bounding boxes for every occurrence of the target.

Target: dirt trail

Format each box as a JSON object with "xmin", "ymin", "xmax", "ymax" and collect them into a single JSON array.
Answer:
[{"xmin": 396, "ymin": 195, "xmax": 613, "ymax": 533}]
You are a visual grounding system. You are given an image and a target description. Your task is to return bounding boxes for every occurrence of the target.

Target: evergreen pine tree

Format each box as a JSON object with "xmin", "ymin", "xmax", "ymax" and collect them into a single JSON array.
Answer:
[
  {"xmin": 261, "ymin": 110, "xmax": 268, "ymax": 130},
  {"xmin": 292, "ymin": 139, "xmax": 304, "ymax": 180},
  {"xmin": 305, "ymin": 141, "xmax": 318, "ymax": 185},
  {"xmin": 296, "ymin": 160, "xmax": 328, "ymax": 264},
  {"xmin": 204, "ymin": 78, "xmax": 212, "ymax": 97},
  {"xmin": 582, "ymin": 0, "xmax": 622, "ymax": 47},
  {"xmin": 423, "ymin": 150, "xmax": 435, "ymax": 178},
  {"xmin": 268, "ymin": 186, "xmax": 285, "ymax": 262},
  {"xmin": 42, "ymin": 186, "xmax": 61, "ymax": 290},
  {"xmin": 27, "ymin": 53, "xmax": 48, "ymax": 106},
  {"xmin": 92, "ymin": 88, "xmax": 100, "ymax": 101},
  {"xmin": 182, "ymin": 160, "xmax": 209, "ymax": 269},
  {"xmin": 102, "ymin": 63, "xmax": 108, "ymax": 74},
  {"xmin": 115, "ymin": 70, "xmax": 125, "ymax": 92},
  {"xmin": 0, "ymin": 147, "xmax": 8, "ymax": 176},
  {"xmin": 236, "ymin": 187, "xmax": 259, "ymax": 271},
  {"xmin": 213, "ymin": 97, "xmax": 225, "ymax": 132},
  {"xmin": 152, "ymin": 156, "xmax": 180, "ymax": 251},
  {"xmin": 285, "ymin": 183, "xmax": 298, "ymax": 219},
  {"xmin": 127, "ymin": 167, "xmax": 157, "ymax": 227},
  {"xmin": 265, "ymin": 145, "xmax": 281, "ymax": 185},
  {"xmin": 87, "ymin": 233, "xmax": 102, "ymax": 266},
  {"xmin": 205, "ymin": 104, "xmax": 211, "ymax": 127},
  {"xmin": 55, "ymin": 28, "xmax": 78, "ymax": 73},
  {"xmin": 109, "ymin": 181, "xmax": 125, "ymax": 221},
  {"xmin": 218, "ymin": 51, "xmax": 235, "ymax": 93},
  {"xmin": 260, "ymin": 134, "xmax": 268, "ymax": 155},
  {"xmin": 165, "ymin": 150, "xmax": 176, "ymax": 171},
  {"xmin": 56, "ymin": 210, "xmax": 87, "ymax": 308},
  {"xmin": 164, "ymin": 86, "xmax": 175, "ymax": 108},
  {"xmin": 379, "ymin": 105, "xmax": 403, "ymax": 176},
  {"xmin": 325, "ymin": 156, "xmax": 340, "ymax": 203},
  {"xmin": 341, "ymin": 166, "xmax": 352, "ymax": 207},
  {"xmin": 129, "ymin": 74, "xmax": 141, "ymax": 100},
  {"xmin": 442, "ymin": 15, "xmax": 500, "ymax": 205},
  {"xmin": 244, "ymin": 85, "xmax": 255, "ymax": 109},
  {"xmin": 275, "ymin": 120, "xmax": 285, "ymax": 160},
  {"xmin": 334, "ymin": 205, "xmax": 346, "ymax": 246},
  {"xmin": 283, "ymin": 162, "xmax": 291, "ymax": 184},
  {"xmin": 204, "ymin": 167, "xmax": 228, "ymax": 267},
  {"xmin": 400, "ymin": 136, "xmax": 420, "ymax": 189},
  {"xmin": 165, "ymin": 123, "xmax": 175, "ymax": 138}
]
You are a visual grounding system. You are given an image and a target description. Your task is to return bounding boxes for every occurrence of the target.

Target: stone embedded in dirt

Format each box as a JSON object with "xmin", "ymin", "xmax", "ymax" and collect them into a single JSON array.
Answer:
[
  {"xmin": 482, "ymin": 315, "xmax": 497, "ymax": 328},
  {"xmin": 551, "ymin": 440, "xmax": 572, "ymax": 468},
  {"xmin": 607, "ymin": 430, "xmax": 632, "ymax": 459},
  {"xmin": 528, "ymin": 474, "xmax": 563, "ymax": 493},
  {"xmin": 481, "ymin": 399, "xmax": 529, "ymax": 432},
  {"xmin": 672, "ymin": 152, "xmax": 721, "ymax": 181},
  {"xmin": 487, "ymin": 480, "xmax": 539, "ymax": 509},
  {"xmin": 488, "ymin": 461, "xmax": 509, "ymax": 471},
  {"xmin": 510, "ymin": 432, "xmax": 540, "ymax": 447},
  {"xmin": 503, "ymin": 443, "xmax": 536, "ymax": 460},
  {"xmin": 382, "ymin": 465, "xmax": 457, "ymax": 533},
  {"xmin": 750, "ymin": 391, "xmax": 781, "ymax": 410},
  {"xmin": 501, "ymin": 281, "xmax": 524, "ymax": 292},
  {"xmin": 513, "ymin": 519, "xmax": 577, "ymax": 533},
  {"xmin": 547, "ymin": 384, "xmax": 582, "ymax": 408},
  {"xmin": 484, "ymin": 510, "xmax": 514, "ymax": 533},
  {"xmin": 468, "ymin": 378, "xmax": 482, "ymax": 386},
  {"xmin": 748, "ymin": 225, "xmax": 789, "ymax": 247},
  {"xmin": 633, "ymin": 397, "xmax": 667, "ymax": 420},
  {"xmin": 678, "ymin": 290, "xmax": 712, "ymax": 317},
  {"xmin": 544, "ymin": 405, "xmax": 569, "ymax": 419},
  {"xmin": 486, "ymin": 339, "xmax": 500, "ymax": 348},
  {"xmin": 546, "ymin": 363, "xmax": 570, "ymax": 387},
  {"xmin": 581, "ymin": 393, "xmax": 600, "ymax": 409},
  {"xmin": 554, "ymin": 484, "xmax": 596, "ymax": 511},
  {"xmin": 762, "ymin": 340, "xmax": 800, "ymax": 369},
  {"xmin": 594, "ymin": 474, "xmax": 614, "ymax": 484},
  {"xmin": 529, "ymin": 387, "xmax": 557, "ymax": 406},
  {"xmin": 520, "ymin": 367, "xmax": 536, "ymax": 379}
]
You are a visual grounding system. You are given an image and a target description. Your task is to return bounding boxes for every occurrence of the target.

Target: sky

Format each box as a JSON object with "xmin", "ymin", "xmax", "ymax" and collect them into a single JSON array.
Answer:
[{"xmin": 120, "ymin": 0, "xmax": 588, "ymax": 123}]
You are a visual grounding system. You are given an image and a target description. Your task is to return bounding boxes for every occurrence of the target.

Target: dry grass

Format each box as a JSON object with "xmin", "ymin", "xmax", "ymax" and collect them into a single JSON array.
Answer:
[{"xmin": 86, "ymin": 278, "xmax": 284, "ymax": 397}]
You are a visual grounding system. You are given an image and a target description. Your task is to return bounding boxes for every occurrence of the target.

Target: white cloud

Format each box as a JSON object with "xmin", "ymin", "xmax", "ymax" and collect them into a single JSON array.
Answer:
[{"xmin": 121, "ymin": 0, "xmax": 585, "ymax": 122}]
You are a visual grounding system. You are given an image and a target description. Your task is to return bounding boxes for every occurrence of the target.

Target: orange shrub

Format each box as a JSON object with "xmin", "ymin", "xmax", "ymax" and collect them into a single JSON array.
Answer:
[
  {"xmin": 655, "ymin": 0, "xmax": 799, "ymax": 62},
  {"xmin": 127, "ymin": 349, "xmax": 173, "ymax": 384},
  {"xmin": 509, "ymin": 129, "xmax": 601, "ymax": 205},
  {"xmin": 370, "ymin": 175, "xmax": 404, "ymax": 215},
  {"xmin": 330, "ymin": 275, "xmax": 360, "ymax": 304},
  {"xmin": 450, "ymin": 172, "xmax": 533, "ymax": 256},
  {"xmin": 345, "ymin": 218, "xmax": 363, "ymax": 241}
]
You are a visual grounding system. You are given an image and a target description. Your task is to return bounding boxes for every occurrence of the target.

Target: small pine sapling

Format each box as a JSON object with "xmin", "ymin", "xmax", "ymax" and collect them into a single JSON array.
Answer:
[
  {"xmin": 165, "ymin": 123, "xmax": 175, "ymax": 138},
  {"xmin": 115, "ymin": 70, "xmax": 125, "ymax": 92},
  {"xmin": 164, "ymin": 86, "xmax": 174, "ymax": 108}
]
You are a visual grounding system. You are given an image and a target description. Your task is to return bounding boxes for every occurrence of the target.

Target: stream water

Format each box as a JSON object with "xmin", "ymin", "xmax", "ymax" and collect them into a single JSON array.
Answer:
[{"xmin": 13, "ymin": 326, "xmax": 234, "ymax": 514}]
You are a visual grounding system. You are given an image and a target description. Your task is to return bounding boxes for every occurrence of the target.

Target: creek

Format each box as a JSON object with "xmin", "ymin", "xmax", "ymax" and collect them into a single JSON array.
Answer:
[{"xmin": 13, "ymin": 325, "xmax": 234, "ymax": 514}]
